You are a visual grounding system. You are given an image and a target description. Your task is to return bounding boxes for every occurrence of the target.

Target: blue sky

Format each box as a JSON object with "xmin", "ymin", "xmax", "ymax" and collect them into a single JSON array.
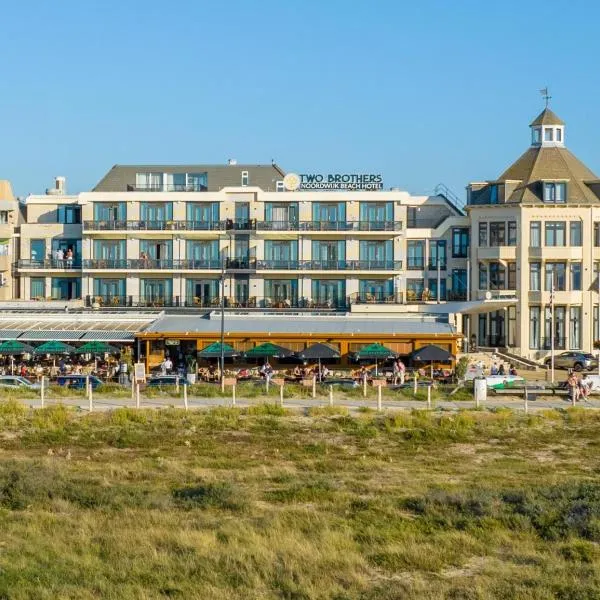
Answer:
[{"xmin": 0, "ymin": 0, "xmax": 598, "ymax": 198}]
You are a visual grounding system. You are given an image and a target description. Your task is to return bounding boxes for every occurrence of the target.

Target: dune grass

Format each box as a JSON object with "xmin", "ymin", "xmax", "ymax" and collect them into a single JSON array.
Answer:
[{"xmin": 1, "ymin": 404, "xmax": 600, "ymax": 598}]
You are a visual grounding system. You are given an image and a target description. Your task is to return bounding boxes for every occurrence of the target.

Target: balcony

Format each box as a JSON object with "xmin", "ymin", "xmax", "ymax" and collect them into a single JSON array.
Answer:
[
  {"xmin": 126, "ymin": 183, "xmax": 208, "ymax": 192},
  {"xmin": 349, "ymin": 292, "xmax": 404, "ymax": 305},
  {"xmin": 83, "ymin": 220, "xmax": 224, "ymax": 231},
  {"xmin": 83, "ymin": 259, "xmax": 222, "ymax": 270},
  {"xmin": 17, "ymin": 259, "xmax": 82, "ymax": 270},
  {"xmin": 257, "ymin": 260, "xmax": 402, "ymax": 271},
  {"xmin": 255, "ymin": 220, "xmax": 403, "ymax": 232},
  {"xmin": 84, "ymin": 295, "xmax": 347, "ymax": 310}
]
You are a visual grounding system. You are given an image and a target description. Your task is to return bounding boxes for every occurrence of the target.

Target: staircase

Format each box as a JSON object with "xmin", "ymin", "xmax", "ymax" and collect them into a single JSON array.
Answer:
[{"xmin": 459, "ymin": 350, "xmax": 540, "ymax": 373}]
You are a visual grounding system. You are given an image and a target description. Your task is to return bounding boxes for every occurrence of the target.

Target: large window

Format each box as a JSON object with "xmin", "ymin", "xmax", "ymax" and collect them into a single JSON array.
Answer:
[
  {"xmin": 141, "ymin": 202, "xmax": 173, "ymax": 222},
  {"xmin": 406, "ymin": 278, "xmax": 424, "ymax": 300},
  {"xmin": 545, "ymin": 262, "xmax": 566, "ymax": 291},
  {"xmin": 30, "ymin": 278, "xmax": 45, "ymax": 299},
  {"xmin": 94, "ymin": 203, "xmax": 126, "ymax": 222},
  {"xmin": 489, "ymin": 222, "xmax": 506, "ymax": 246},
  {"xmin": 545, "ymin": 221, "xmax": 566, "ymax": 247},
  {"xmin": 57, "ymin": 205, "xmax": 81, "ymax": 224},
  {"xmin": 452, "ymin": 228, "xmax": 469, "ymax": 257},
  {"xmin": 508, "ymin": 263, "xmax": 517, "ymax": 289},
  {"xmin": 478, "ymin": 262, "xmax": 487, "ymax": 290},
  {"xmin": 570, "ymin": 306, "xmax": 582, "ymax": 350},
  {"xmin": 478, "ymin": 223, "xmax": 488, "ymax": 247},
  {"xmin": 427, "ymin": 278, "xmax": 447, "ymax": 301},
  {"xmin": 570, "ymin": 262, "xmax": 582, "ymax": 291},
  {"xmin": 544, "ymin": 306, "xmax": 566, "ymax": 350},
  {"xmin": 428, "ymin": 240, "xmax": 446, "ymax": 270},
  {"xmin": 529, "ymin": 306, "xmax": 541, "ymax": 349},
  {"xmin": 570, "ymin": 221, "xmax": 582, "ymax": 246},
  {"xmin": 508, "ymin": 221, "xmax": 517, "ymax": 246},
  {"xmin": 543, "ymin": 182, "xmax": 566, "ymax": 203},
  {"xmin": 407, "ymin": 240, "xmax": 425, "ymax": 269},
  {"xmin": 30, "ymin": 239, "xmax": 45, "ymax": 261},
  {"xmin": 595, "ymin": 223, "xmax": 600, "ymax": 247},
  {"xmin": 530, "ymin": 221, "xmax": 541, "ymax": 247},
  {"xmin": 489, "ymin": 262, "xmax": 505, "ymax": 290},
  {"xmin": 489, "ymin": 185, "xmax": 498, "ymax": 204},
  {"xmin": 530, "ymin": 262, "xmax": 541, "ymax": 291}
]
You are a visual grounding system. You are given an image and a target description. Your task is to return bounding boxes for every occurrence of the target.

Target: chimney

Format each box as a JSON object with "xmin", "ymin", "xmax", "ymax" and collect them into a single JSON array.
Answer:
[{"xmin": 46, "ymin": 176, "xmax": 67, "ymax": 195}]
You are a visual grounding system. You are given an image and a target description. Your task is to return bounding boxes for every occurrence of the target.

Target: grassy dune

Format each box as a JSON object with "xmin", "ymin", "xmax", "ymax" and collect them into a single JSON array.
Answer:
[{"xmin": 1, "ymin": 402, "xmax": 600, "ymax": 598}]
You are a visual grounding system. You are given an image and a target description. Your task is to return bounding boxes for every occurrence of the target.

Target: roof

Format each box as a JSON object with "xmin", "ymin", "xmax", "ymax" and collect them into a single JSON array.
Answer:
[
  {"xmin": 141, "ymin": 314, "xmax": 457, "ymax": 336},
  {"xmin": 93, "ymin": 163, "xmax": 286, "ymax": 192},
  {"xmin": 497, "ymin": 146, "xmax": 599, "ymax": 204},
  {"xmin": 530, "ymin": 108, "xmax": 565, "ymax": 127}
]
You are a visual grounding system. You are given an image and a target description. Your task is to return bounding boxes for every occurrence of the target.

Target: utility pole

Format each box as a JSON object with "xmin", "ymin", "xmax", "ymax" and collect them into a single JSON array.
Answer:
[
  {"xmin": 220, "ymin": 245, "xmax": 226, "ymax": 387},
  {"xmin": 436, "ymin": 249, "xmax": 441, "ymax": 304}
]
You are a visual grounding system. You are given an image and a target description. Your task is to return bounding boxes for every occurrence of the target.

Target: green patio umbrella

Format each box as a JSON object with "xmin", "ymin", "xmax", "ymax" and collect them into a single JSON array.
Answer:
[
  {"xmin": 0, "ymin": 340, "xmax": 35, "ymax": 355},
  {"xmin": 75, "ymin": 341, "xmax": 119, "ymax": 354},
  {"xmin": 0, "ymin": 340, "xmax": 35, "ymax": 374},
  {"xmin": 34, "ymin": 341, "xmax": 76, "ymax": 354},
  {"xmin": 244, "ymin": 342, "xmax": 293, "ymax": 361},
  {"xmin": 197, "ymin": 342, "xmax": 239, "ymax": 358},
  {"xmin": 354, "ymin": 343, "xmax": 398, "ymax": 376}
]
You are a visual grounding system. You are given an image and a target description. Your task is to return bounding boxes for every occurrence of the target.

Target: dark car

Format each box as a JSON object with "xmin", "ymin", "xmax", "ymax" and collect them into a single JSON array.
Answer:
[
  {"xmin": 55, "ymin": 375, "xmax": 103, "ymax": 390},
  {"xmin": 544, "ymin": 352, "xmax": 598, "ymax": 371},
  {"xmin": 146, "ymin": 375, "xmax": 187, "ymax": 387}
]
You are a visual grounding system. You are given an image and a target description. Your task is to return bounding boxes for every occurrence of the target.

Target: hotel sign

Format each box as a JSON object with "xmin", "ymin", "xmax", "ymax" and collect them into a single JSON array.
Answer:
[{"xmin": 283, "ymin": 172, "xmax": 383, "ymax": 191}]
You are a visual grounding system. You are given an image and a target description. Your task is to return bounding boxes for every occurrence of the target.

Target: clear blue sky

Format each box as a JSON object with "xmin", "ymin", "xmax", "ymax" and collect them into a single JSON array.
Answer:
[{"xmin": 1, "ymin": 0, "xmax": 598, "ymax": 198}]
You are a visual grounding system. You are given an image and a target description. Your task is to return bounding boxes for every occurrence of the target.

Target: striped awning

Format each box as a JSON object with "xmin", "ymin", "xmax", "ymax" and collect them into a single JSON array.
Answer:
[
  {"xmin": 0, "ymin": 330, "xmax": 23, "ymax": 340},
  {"xmin": 80, "ymin": 331, "xmax": 135, "ymax": 342},
  {"xmin": 18, "ymin": 331, "xmax": 87, "ymax": 341}
]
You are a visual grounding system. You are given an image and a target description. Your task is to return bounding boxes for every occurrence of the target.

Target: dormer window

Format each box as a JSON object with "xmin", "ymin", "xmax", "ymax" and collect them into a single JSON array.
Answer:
[{"xmin": 543, "ymin": 182, "xmax": 566, "ymax": 203}]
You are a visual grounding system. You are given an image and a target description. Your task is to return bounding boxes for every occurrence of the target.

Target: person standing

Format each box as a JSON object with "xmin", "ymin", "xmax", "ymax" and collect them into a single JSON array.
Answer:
[
  {"xmin": 567, "ymin": 371, "xmax": 579, "ymax": 403},
  {"xmin": 398, "ymin": 359, "xmax": 406, "ymax": 385},
  {"xmin": 66, "ymin": 248, "xmax": 73, "ymax": 268}
]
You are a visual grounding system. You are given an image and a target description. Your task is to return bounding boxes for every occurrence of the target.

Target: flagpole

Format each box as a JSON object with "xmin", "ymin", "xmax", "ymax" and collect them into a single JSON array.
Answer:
[{"xmin": 551, "ymin": 274, "xmax": 555, "ymax": 384}]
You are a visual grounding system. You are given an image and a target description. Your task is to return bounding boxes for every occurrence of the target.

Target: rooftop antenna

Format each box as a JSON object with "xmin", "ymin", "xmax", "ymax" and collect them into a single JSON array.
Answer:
[{"xmin": 540, "ymin": 87, "xmax": 552, "ymax": 108}]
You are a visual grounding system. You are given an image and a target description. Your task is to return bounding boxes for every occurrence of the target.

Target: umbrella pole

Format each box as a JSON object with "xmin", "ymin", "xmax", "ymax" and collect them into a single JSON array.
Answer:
[
  {"xmin": 10, "ymin": 356, "xmax": 14, "ymax": 375},
  {"xmin": 375, "ymin": 358, "xmax": 378, "ymax": 377},
  {"xmin": 318, "ymin": 358, "xmax": 321, "ymax": 382},
  {"xmin": 431, "ymin": 361, "xmax": 433, "ymax": 379}
]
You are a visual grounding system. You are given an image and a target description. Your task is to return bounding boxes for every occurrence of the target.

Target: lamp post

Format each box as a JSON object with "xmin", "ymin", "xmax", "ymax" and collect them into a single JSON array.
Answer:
[
  {"xmin": 550, "ymin": 272, "xmax": 555, "ymax": 384},
  {"xmin": 219, "ymin": 245, "xmax": 226, "ymax": 387}
]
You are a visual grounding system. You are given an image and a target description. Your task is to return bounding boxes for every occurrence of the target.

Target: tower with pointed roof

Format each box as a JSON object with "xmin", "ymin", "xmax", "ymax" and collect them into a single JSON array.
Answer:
[{"xmin": 466, "ymin": 106, "xmax": 600, "ymax": 361}]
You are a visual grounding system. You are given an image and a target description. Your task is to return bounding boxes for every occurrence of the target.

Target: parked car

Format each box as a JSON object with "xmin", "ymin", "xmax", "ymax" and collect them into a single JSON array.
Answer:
[
  {"xmin": 0, "ymin": 376, "xmax": 40, "ymax": 389},
  {"xmin": 544, "ymin": 352, "xmax": 598, "ymax": 371},
  {"xmin": 55, "ymin": 375, "xmax": 103, "ymax": 390},
  {"xmin": 146, "ymin": 375, "xmax": 187, "ymax": 387}
]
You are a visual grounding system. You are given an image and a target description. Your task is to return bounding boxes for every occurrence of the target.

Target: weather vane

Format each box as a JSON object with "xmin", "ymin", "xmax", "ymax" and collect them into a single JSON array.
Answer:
[{"xmin": 540, "ymin": 87, "xmax": 551, "ymax": 108}]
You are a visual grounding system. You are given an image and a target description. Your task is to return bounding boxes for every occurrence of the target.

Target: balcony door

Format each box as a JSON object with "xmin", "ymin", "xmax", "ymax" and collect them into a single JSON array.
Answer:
[
  {"xmin": 187, "ymin": 279, "xmax": 218, "ymax": 306},
  {"xmin": 141, "ymin": 203, "xmax": 172, "ymax": 223},
  {"xmin": 140, "ymin": 240, "xmax": 172, "ymax": 262},
  {"xmin": 313, "ymin": 241, "xmax": 345, "ymax": 266},
  {"xmin": 93, "ymin": 278, "xmax": 125, "ymax": 301},
  {"xmin": 312, "ymin": 280, "xmax": 345, "ymax": 307},
  {"xmin": 141, "ymin": 279, "xmax": 172, "ymax": 302},
  {"xmin": 360, "ymin": 279, "xmax": 392, "ymax": 301}
]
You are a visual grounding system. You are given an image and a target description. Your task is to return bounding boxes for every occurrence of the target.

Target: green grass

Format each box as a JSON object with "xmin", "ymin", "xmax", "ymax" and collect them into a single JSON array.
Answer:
[{"xmin": 1, "ymin": 406, "xmax": 600, "ymax": 598}]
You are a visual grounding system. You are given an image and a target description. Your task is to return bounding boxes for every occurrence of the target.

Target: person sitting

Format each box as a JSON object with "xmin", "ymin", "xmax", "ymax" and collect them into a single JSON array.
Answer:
[
  {"xmin": 490, "ymin": 363, "xmax": 499, "ymax": 376},
  {"xmin": 498, "ymin": 363, "xmax": 506, "ymax": 376},
  {"xmin": 579, "ymin": 373, "xmax": 591, "ymax": 399},
  {"xmin": 509, "ymin": 365, "xmax": 517, "ymax": 376},
  {"xmin": 322, "ymin": 366, "xmax": 330, "ymax": 381},
  {"xmin": 292, "ymin": 365, "xmax": 302, "ymax": 381}
]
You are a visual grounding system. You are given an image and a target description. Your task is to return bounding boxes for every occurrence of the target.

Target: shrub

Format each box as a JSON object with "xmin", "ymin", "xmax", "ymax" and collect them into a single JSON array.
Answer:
[{"xmin": 172, "ymin": 481, "xmax": 243, "ymax": 511}]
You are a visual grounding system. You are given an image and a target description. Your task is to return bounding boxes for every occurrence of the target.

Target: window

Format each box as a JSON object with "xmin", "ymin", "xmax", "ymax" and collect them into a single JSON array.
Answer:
[
  {"xmin": 530, "ymin": 262, "xmax": 541, "ymax": 291},
  {"xmin": 544, "ymin": 128, "xmax": 554, "ymax": 142},
  {"xmin": 508, "ymin": 221, "xmax": 517, "ymax": 246},
  {"xmin": 508, "ymin": 263, "xmax": 517, "ymax": 289},
  {"xmin": 557, "ymin": 128, "xmax": 563, "ymax": 142},
  {"xmin": 595, "ymin": 305, "xmax": 600, "ymax": 346},
  {"xmin": 276, "ymin": 181, "xmax": 284, "ymax": 192},
  {"xmin": 478, "ymin": 222, "xmax": 488, "ymax": 246},
  {"xmin": 57, "ymin": 206, "xmax": 81, "ymax": 224},
  {"xmin": 94, "ymin": 203, "xmax": 126, "ymax": 222},
  {"xmin": 0, "ymin": 243, "xmax": 8, "ymax": 256},
  {"xmin": 136, "ymin": 172, "xmax": 163, "ymax": 191},
  {"xmin": 543, "ymin": 182, "xmax": 566, "ymax": 203},
  {"xmin": 570, "ymin": 262, "xmax": 582, "ymax": 291},
  {"xmin": 30, "ymin": 239, "xmax": 45, "ymax": 261},
  {"xmin": 530, "ymin": 221, "xmax": 541, "ymax": 247},
  {"xmin": 406, "ymin": 278, "xmax": 424, "ymax": 300},
  {"xmin": 532, "ymin": 128, "xmax": 541, "ymax": 145},
  {"xmin": 544, "ymin": 306, "xmax": 566, "ymax": 350},
  {"xmin": 241, "ymin": 171, "xmax": 249, "ymax": 187},
  {"xmin": 489, "ymin": 222, "xmax": 506, "ymax": 246},
  {"xmin": 595, "ymin": 223, "xmax": 600, "ymax": 247},
  {"xmin": 529, "ymin": 306, "xmax": 541, "ymax": 349},
  {"xmin": 0, "ymin": 211, "xmax": 8, "ymax": 224},
  {"xmin": 452, "ymin": 228, "xmax": 469, "ymax": 257},
  {"xmin": 570, "ymin": 306, "xmax": 582, "ymax": 349},
  {"xmin": 428, "ymin": 240, "xmax": 446, "ymax": 270},
  {"xmin": 545, "ymin": 262, "xmax": 566, "ymax": 291},
  {"xmin": 478, "ymin": 262, "xmax": 487, "ymax": 290},
  {"xmin": 545, "ymin": 221, "xmax": 566, "ymax": 246},
  {"xmin": 407, "ymin": 241, "xmax": 425, "ymax": 269},
  {"xmin": 489, "ymin": 185, "xmax": 498, "ymax": 204},
  {"xmin": 489, "ymin": 262, "xmax": 505, "ymax": 290},
  {"xmin": 428, "ymin": 278, "xmax": 447, "ymax": 301},
  {"xmin": 570, "ymin": 221, "xmax": 582, "ymax": 246},
  {"xmin": 30, "ymin": 278, "xmax": 45, "ymax": 299}
]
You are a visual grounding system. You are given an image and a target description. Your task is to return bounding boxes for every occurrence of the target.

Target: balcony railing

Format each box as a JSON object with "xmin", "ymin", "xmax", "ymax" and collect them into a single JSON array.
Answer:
[
  {"xmin": 126, "ymin": 184, "xmax": 208, "ymax": 192},
  {"xmin": 406, "ymin": 258, "xmax": 425, "ymax": 270},
  {"xmin": 256, "ymin": 220, "xmax": 402, "ymax": 232},
  {"xmin": 83, "ymin": 219, "xmax": 403, "ymax": 232},
  {"xmin": 85, "ymin": 295, "xmax": 348, "ymax": 310},
  {"xmin": 83, "ymin": 259, "xmax": 223, "ymax": 270},
  {"xmin": 82, "ymin": 258, "xmax": 402, "ymax": 271},
  {"xmin": 83, "ymin": 220, "xmax": 224, "ymax": 231},
  {"xmin": 427, "ymin": 262, "xmax": 447, "ymax": 270},
  {"xmin": 349, "ymin": 292, "xmax": 404, "ymax": 304},
  {"xmin": 446, "ymin": 291, "xmax": 468, "ymax": 301},
  {"xmin": 17, "ymin": 259, "xmax": 82, "ymax": 270},
  {"xmin": 257, "ymin": 259, "xmax": 402, "ymax": 270}
]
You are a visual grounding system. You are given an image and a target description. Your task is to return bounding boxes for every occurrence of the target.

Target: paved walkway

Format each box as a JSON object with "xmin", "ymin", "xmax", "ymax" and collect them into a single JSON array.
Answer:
[{"xmin": 18, "ymin": 394, "xmax": 600, "ymax": 412}]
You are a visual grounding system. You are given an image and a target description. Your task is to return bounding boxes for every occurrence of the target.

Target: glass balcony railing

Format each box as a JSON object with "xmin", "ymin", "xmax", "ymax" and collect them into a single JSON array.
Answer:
[
  {"xmin": 83, "ymin": 220, "xmax": 223, "ymax": 231},
  {"xmin": 17, "ymin": 259, "xmax": 82, "ymax": 270},
  {"xmin": 349, "ymin": 292, "xmax": 404, "ymax": 304}
]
